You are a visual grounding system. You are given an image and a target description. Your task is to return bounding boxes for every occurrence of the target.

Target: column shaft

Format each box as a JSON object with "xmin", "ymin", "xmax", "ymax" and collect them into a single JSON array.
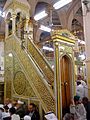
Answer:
[{"xmin": 54, "ymin": 42, "xmax": 62, "ymax": 120}]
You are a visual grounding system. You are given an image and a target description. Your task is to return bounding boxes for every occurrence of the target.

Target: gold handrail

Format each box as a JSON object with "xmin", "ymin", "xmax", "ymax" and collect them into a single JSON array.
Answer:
[{"xmin": 28, "ymin": 36, "xmax": 54, "ymax": 85}]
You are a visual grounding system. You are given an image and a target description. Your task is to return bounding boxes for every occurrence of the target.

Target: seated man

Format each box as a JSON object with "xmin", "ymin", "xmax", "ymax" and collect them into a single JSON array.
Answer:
[
  {"xmin": 82, "ymin": 97, "xmax": 90, "ymax": 120},
  {"xmin": 70, "ymin": 95, "xmax": 87, "ymax": 120}
]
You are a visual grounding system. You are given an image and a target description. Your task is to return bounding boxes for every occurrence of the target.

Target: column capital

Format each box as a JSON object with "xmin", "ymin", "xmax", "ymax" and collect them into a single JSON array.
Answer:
[
  {"xmin": 54, "ymin": 41, "xmax": 59, "ymax": 47},
  {"xmin": 26, "ymin": 14, "xmax": 30, "ymax": 20},
  {"xmin": 11, "ymin": 13, "xmax": 17, "ymax": 19}
]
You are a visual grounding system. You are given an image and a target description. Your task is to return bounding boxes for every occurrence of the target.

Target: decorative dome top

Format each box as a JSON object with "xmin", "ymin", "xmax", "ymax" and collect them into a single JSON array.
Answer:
[{"xmin": 3, "ymin": 0, "xmax": 30, "ymax": 11}]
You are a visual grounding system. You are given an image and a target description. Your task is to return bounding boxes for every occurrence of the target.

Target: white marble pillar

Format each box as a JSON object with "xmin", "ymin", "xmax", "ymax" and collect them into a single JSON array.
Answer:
[
  {"xmin": 5, "ymin": 20, "xmax": 9, "ymax": 39},
  {"xmin": 82, "ymin": 0, "xmax": 90, "ymax": 97},
  {"xmin": 12, "ymin": 14, "xmax": 16, "ymax": 34},
  {"xmin": 24, "ymin": 17, "xmax": 29, "ymax": 49}
]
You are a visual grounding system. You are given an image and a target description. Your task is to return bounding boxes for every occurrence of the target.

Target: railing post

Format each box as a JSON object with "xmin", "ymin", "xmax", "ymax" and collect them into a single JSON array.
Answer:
[{"xmin": 24, "ymin": 17, "xmax": 29, "ymax": 50}]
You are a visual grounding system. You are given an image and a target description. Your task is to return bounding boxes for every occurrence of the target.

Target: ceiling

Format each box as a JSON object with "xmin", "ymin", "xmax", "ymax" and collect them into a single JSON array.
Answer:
[
  {"xmin": 0, "ymin": 0, "xmax": 6, "ymax": 34},
  {"xmin": 0, "ymin": 0, "xmax": 6, "ymax": 9},
  {"xmin": 0, "ymin": 0, "xmax": 83, "ymax": 38}
]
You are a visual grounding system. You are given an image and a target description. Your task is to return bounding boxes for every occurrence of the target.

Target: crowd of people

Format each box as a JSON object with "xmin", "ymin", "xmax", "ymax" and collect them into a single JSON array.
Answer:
[
  {"xmin": 0, "ymin": 98, "xmax": 40, "ymax": 120},
  {"xmin": 63, "ymin": 75, "xmax": 90, "ymax": 120},
  {"xmin": 0, "ymin": 75, "xmax": 89, "ymax": 120},
  {"xmin": 63, "ymin": 96, "xmax": 90, "ymax": 120},
  {"xmin": 76, "ymin": 75, "xmax": 88, "ymax": 99}
]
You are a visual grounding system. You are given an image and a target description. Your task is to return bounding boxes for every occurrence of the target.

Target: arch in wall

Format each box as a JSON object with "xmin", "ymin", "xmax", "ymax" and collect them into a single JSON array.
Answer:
[
  {"xmin": 5, "ymin": 9, "xmax": 13, "ymax": 19},
  {"xmin": 67, "ymin": 1, "xmax": 82, "ymax": 30},
  {"xmin": 34, "ymin": 2, "xmax": 48, "ymax": 14},
  {"xmin": 34, "ymin": 1, "xmax": 61, "ymax": 41},
  {"xmin": 6, "ymin": 12, "xmax": 12, "ymax": 35},
  {"xmin": 34, "ymin": 2, "xmax": 49, "ymax": 41},
  {"xmin": 74, "ymin": 7, "xmax": 83, "ymax": 26},
  {"xmin": 71, "ymin": 18, "xmax": 83, "ymax": 40},
  {"xmin": 40, "ymin": 31, "xmax": 51, "ymax": 42},
  {"xmin": 6, "ymin": 12, "xmax": 11, "ymax": 19},
  {"xmin": 72, "ymin": 18, "xmax": 82, "ymax": 30}
]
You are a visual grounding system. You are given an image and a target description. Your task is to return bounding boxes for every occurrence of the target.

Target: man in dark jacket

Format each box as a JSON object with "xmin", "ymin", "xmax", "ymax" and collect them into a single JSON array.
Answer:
[
  {"xmin": 26, "ymin": 103, "xmax": 40, "ymax": 120},
  {"xmin": 15, "ymin": 100, "xmax": 25, "ymax": 119},
  {"xmin": 82, "ymin": 97, "xmax": 90, "ymax": 120}
]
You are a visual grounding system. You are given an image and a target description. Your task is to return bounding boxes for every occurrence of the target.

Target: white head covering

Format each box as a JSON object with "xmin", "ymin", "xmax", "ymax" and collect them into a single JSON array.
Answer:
[
  {"xmin": 24, "ymin": 115, "xmax": 31, "ymax": 120},
  {"xmin": 81, "ymin": 80, "xmax": 86, "ymax": 86},
  {"xmin": 0, "ymin": 104, "xmax": 4, "ymax": 109},
  {"xmin": 17, "ymin": 100, "xmax": 24, "ymax": 104},
  {"xmin": 11, "ymin": 114, "xmax": 20, "ymax": 120}
]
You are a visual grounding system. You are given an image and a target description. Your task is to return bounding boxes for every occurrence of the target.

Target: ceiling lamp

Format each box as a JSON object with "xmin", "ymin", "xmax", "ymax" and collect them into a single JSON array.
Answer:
[
  {"xmin": 8, "ymin": 53, "xmax": 13, "ymax": 57},
  {"xmin": 34, "ymin": 10, "xmax": 48, "ymax": 21},
  {"xmin": 53, "ymin": 0, "xmax": 72, "ymax": 10},
  {"xmin": 79, "ymin": 54, "xmax": 86, "ymax": 61},
  {"xmin": 0, "ymin": 11, "xmax": 5, "ymax": 18},
  {"xmin": 78, "ymin": 39, "xmax": 85, "ymax": 45},
  {"xmin": 39, "ymin": 25, "xmax": 51, "ymax": 32},
  {"xmin": 43, "ymin": 46, "xmax": 54, "ymax": 51},
  {"xmin": 2, "ymin": 12, "xmax": 5, "ymax": 18}
]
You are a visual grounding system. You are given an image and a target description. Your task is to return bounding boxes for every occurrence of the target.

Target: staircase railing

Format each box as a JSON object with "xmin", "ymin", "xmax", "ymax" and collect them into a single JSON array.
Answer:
[
  {"xmin": 15, "ymin": 21, "xmax": 54, "ymax": 86},
  {"xmin": 27, "ymin": 36, "xmax": 54, "ymax": 85}
]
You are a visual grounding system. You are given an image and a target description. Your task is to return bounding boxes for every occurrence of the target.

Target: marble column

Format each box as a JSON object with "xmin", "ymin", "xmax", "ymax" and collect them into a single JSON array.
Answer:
[
  {"xmin": 24, "ymin": 17, "xmax": 29, "ymax": 49},
  {"xmin": 5, "ymin": 20, "xmax": 9, "ymax": 39},
  {"xmin": 82, "ymin": 1, "xmax": 90, "ymax": 97},
  {"xmin": 12, "ymin": 14, "xmax": 16, "ymax": 34}
]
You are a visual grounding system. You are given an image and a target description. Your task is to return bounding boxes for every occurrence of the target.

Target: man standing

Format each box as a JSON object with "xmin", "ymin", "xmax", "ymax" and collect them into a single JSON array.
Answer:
[
  {"xmin": 76, "ymin": 81, "xmax": 84, "ymax": 99},
  {"xmin": 70, "ymin": 95, "xmax": 87, "ymax": 120},
  {"xmin": 82, "ymin": 97, "xmax": 90, "ymax": 120},
  {"xmin": 26, "ymin": 103, "xmax": 40, "ymax": 120}
]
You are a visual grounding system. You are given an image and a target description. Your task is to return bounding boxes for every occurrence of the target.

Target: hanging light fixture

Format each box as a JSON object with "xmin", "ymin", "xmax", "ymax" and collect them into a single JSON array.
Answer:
[
  {"xmin": 39, "ymin": 25, "xmax": 51, "ymax": 32},
  {"xmin": 34, "ymin": 10, "xmax": 48, "ymax": 21},
  {"xmin": 43, "ymin": 46, "xmax": 54, "ymax": 51},
  {"xmin": 53, "ymin": 0, "xmax": 72, "ymax": 10},
  {"xmin": 0, "ymin": 10, "xmax": 5, "ymax": 18}
]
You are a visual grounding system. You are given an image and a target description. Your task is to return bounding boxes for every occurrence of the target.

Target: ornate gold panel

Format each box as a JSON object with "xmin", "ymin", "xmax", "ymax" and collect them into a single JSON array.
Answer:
[
  {"xmin": 13, "ymin": 71, "xmax": 26, "ymax": 95},
  {"xmin": 13, "ymin": 57, "xmax": 36, "ymax": 97},
  {"xmin": 13, "ymin": 35, "xmax": 55, "ymax": 112},
  {"xmin": 28, "ymin": 39, "xmax": 54, "ymax": 85},
  {"xmin": 5, "ymin": 35, "xmax": 55, "ymax": 113},
  {"xmin": 4, "ymin": 69, "xmax": 12, "ymax": 99}
]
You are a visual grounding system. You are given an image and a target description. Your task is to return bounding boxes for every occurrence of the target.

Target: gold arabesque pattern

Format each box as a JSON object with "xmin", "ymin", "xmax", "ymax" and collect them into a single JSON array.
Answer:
[
  {"xmin": 6, "ymin": 35, "xmax": 55, "ymax": 113},
  {"xmin": 13, "ymin": 56, "xmax": 36, "ymax": 97},
  {"xmin": 13, "ymin": 71, "xmax": 26, "ymax": 95},
  {"xmin": 5, "ymin": 37, "xmax": 36, "ymax": 99},
  {"xmin": 4, "ymin": 69, "xmax": 12, "ymax": 99},
  {"xmin": 28, "ymin": 39, "xmax": 54, "ymax": 85}
]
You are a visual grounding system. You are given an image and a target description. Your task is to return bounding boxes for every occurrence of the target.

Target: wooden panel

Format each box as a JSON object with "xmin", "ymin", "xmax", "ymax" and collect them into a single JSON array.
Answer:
[
  {"xmin": 0, "ymin": 83, "xmax": 4, "ymax": 104},
  {"xmin": 60, "ymin": 56, "xmax": 71, "ymax": 112}
]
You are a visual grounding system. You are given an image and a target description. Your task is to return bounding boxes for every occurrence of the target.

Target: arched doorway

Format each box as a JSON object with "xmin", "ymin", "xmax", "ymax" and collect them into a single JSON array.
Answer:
[{"xmin": 60, "ymin": 55, "xmax": 72, "ymax": 115}]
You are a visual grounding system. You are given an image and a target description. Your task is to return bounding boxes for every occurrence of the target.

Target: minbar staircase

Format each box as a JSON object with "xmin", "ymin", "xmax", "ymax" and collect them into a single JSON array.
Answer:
[{"xmin": 5, "ymin": 35, "xmax": 55, "ymax": 113}]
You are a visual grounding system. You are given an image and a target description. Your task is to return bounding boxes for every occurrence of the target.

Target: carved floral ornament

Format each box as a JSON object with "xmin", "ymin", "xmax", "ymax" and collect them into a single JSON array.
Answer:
[{"xmin": 13, "ymin": 71, "xmax": 26, "ymax": 95}]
